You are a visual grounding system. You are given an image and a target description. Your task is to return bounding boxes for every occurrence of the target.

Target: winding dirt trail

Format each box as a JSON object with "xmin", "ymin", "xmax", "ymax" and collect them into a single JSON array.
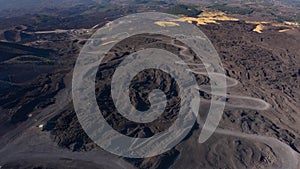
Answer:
[
  {"xmin": 0, "ymin": 28, "xmax": 298, "ymax": 169},
  {"xmin": 171, "ymin": 38, "xmax": 300, "ymax": 169}
]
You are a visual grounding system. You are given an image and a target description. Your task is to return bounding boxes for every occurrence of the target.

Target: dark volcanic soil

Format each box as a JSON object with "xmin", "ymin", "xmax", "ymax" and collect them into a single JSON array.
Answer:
[{"xmin": 0, "ymin": 4, "xmax": 299, "ymax": 169}]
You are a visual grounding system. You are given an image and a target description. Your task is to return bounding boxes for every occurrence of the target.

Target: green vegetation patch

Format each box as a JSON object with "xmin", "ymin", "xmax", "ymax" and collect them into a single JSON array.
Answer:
[
  {"xmin": 34, "ymin": 14, "xmax": 58, "ymax": 24},
  {"xmin": 210, "ymin": 4, "xmax": 254, "ymax": 15},
  {"xmin": 276, "ymin": 13, "xmax": 300, "ymax": 23},
  {"xmin": 164, "ymin": 4, "xmax": 202, "ymax": 17}
]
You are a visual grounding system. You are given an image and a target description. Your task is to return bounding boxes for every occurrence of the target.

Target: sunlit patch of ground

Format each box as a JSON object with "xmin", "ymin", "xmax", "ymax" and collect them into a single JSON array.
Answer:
[
  {"xmin": 246, "ymin": 20, "xmax": 299, "ymax": 33},
  {"xmin": 175, "ymin": 11, "xmax": 239, "ymax": 26},
  {"xmin": 271, "ymin": 23, "xmax": 286, "ymax": 27},
  {"xmin": 270, "ymin": 21, "xmax": 299, "ymax": 29},
  {"xmin": 284, "ymin": 21, "xmax": 299, "ymax": 27},
  {"xmin": 154, "ymin": 21, "xmax": 180, "ymax": 27},
  {"xmin": 244, "ymin": 2, "xmax": 255, "ymax": 5},
  {"xmin": 245, "ymin": 21, "xmax": 268, "ymax": 33},
  {"xmin": 171, "ymin": 10, "xmax": 299, "ymax": 34},
  {"xmin": 253, "ymin": 24, "xmax": 265, "ymax": 33},
  {"xmin": 278, "ymin": 29, "xmax": 290, "ymax": 33},
  {"xmin": 245, "ymin": 21, "xmax": 270, "ymax": 25}
]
